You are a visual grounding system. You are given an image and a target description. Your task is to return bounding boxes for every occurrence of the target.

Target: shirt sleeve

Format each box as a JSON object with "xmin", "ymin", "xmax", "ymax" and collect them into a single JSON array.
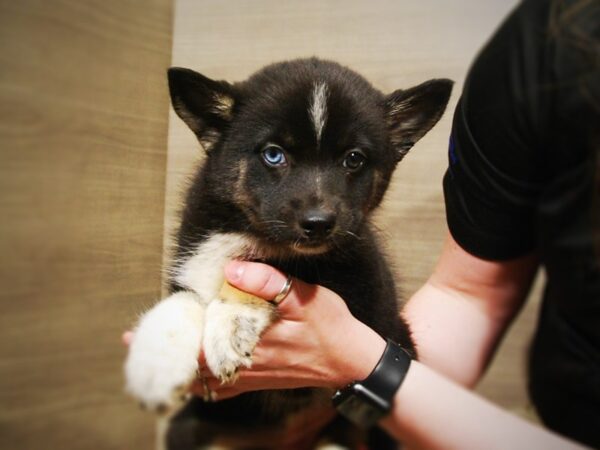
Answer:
[{"xmin": 443, "ymin": 0, "xmax": 552, "ymax": 260}]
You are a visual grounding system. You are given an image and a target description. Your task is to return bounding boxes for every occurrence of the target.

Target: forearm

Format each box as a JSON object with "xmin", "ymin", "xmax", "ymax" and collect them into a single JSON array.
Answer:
[
  {"xmin": 380, "ymin": 360, "xmax": 586, "ymax": 450},
  {"xmin": 402, "ymin": 280, "xmax": 505, "ymax": 387},
  {"xmin": 402, "ymin": 234, "xmax": 538, "ymax": 386}
]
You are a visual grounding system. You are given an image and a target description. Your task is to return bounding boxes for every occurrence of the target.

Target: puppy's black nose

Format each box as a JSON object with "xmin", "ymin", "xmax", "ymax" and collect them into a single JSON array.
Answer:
[{"xmin": 299, "ymin": 210, "xmax": 336, "ymax": 239}]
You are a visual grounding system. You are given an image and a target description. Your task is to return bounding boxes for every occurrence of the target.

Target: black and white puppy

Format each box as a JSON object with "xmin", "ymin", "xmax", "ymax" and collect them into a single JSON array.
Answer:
[{"xmin": 125, "ymin": 58, "xmax": 452, "ymax": 449}]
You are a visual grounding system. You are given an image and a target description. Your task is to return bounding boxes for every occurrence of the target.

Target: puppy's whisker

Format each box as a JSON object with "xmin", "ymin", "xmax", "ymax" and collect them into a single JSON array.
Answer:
[
  {"xmin": 341, "ymin": 230, "xmax": 362, "ymax": 241},
  {"xmin": 260, "ymin": 219, "xmax": 287, "ymax": 225}
]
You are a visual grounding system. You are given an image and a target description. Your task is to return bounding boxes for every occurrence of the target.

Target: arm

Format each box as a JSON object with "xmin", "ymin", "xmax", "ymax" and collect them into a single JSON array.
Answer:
[
  {"xmin": 381, "ymin": 358, "xmax": 584, "ymax": 450},
  {"xmin": 403, "ymin": 232, "xmax": 539, "ymax": 386},
  {"xmin": 213, "ymin": 260, "xmax": 584, "ymax": 450}
]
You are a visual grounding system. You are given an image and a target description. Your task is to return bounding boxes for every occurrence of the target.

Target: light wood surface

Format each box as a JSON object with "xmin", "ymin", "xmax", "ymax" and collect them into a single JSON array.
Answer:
[
  {"xmin": 0, "ymin": 1, "xmax": 173, "ymax": 448},
  {"xmin": 167, "ymin": 0, "xmax": 542, "ymax": 420}
]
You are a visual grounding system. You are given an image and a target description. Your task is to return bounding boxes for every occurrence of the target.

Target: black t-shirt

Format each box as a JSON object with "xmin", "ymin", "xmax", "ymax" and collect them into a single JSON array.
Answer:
[{"xmin": 443, "ymin": 0, "xmax": 599, "ymax": 446}]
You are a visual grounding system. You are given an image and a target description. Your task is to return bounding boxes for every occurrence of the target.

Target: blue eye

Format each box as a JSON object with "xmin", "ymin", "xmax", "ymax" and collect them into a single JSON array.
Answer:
[{"xmin": 261, "ymin": 145, "xmax": 287, "ymax": 167}]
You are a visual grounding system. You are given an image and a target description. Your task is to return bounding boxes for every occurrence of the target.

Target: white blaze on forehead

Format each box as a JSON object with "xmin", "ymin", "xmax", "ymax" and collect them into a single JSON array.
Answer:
[{"xmin": 309, "ymin": 82, "xmax": 329, "ymax": 144}]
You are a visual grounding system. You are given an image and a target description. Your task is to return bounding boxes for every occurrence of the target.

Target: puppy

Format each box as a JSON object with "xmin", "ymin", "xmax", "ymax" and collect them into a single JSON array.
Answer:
[{"xmin": 125, "ymin": 58, "xmax": 452, "ymax": 449}]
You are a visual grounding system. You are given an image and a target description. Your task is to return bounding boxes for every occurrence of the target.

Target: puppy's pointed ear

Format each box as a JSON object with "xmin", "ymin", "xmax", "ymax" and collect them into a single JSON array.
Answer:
[
  {"xmin": 385, "ymin": 79, "xmax": 453, "ymax": 161},
  {"xmin": 167, "ymin": 67, "xmax": 235, "ymax": 151}
]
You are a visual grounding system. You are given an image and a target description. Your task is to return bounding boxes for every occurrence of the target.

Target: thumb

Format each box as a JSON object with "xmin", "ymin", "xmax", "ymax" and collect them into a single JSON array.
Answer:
[
  {"xmin": 224, "ymin": 260, "xmax": 293, "ymax": 302},
  {"xmin": 223, "ymin": 261, "xmax": 330, "ymax": 317}
]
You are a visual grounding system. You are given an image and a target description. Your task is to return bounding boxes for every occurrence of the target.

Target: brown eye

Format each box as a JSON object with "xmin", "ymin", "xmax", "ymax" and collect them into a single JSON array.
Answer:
[{"xmin": 343, "ymin": 150, "xmax": 367, "ymax": 172}]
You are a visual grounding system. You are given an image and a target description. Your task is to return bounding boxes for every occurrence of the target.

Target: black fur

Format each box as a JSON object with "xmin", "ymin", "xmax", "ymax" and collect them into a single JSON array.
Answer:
[{"xmin": 166, "ymin": 58, "xmax": 452, "ymax": 449}]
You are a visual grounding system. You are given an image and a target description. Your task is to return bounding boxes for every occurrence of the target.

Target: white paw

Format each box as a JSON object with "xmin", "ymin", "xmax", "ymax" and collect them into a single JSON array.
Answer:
[
  {"xmin": 124, "ymin": 291, "xmax": 204, "ymax": 413},
  {"xmin": 203, "ymin": 298, "xmax": 275, "ymax": 384}
]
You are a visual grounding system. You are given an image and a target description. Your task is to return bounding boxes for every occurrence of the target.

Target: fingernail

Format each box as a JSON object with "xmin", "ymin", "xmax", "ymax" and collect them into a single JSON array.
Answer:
[
  {"xmin": 122, "ymin": 331, "xmax": 133, "ymax": 346},
  {"xmin": 225, "ymin": 261, "xmax": 245, "ymax": 282}
]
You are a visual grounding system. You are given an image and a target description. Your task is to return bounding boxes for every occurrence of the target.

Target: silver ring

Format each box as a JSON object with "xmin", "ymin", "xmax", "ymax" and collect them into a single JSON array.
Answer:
[{"xmin": 272, "ymin": 274, "xmax": 293, "ymax": 304}]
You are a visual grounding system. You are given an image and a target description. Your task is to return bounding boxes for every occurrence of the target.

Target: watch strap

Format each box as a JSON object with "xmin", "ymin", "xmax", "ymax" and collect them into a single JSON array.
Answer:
[
  {"xmin": 361, "ymin": 338, "xmax": 412, "ymax": 406},
  {"xmin": 332, "ymin": 339, "xmax": 412, "ymax": 427}
]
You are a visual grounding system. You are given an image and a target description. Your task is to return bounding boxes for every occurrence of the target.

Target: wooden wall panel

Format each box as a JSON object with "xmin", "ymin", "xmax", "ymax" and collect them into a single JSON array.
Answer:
[{"xmin": 0, "ymin": 1, "xmax": 173, "ymax": 448}]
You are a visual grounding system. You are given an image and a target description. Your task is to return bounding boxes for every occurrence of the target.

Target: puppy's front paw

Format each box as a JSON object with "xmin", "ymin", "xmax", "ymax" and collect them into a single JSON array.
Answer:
[
  {"xmin": 203, "ymin": 294, "xmax": 275, "ymax": 384},
  {"xmin": 124, "ymin": 291, "xmax": 204, "ymax": 413}
]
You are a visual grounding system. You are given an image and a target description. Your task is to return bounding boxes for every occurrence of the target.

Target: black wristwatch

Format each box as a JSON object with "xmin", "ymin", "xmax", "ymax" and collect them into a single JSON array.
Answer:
[{"xmin": 332, "ymin": 339, "xmax": 412, "ymax": 428}]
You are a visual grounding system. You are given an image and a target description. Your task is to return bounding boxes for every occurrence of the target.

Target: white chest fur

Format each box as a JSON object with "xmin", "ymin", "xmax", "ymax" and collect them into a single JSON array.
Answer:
[{"xmin": 172, "ymin": 232, "xmax": 260, "ymax": 302}]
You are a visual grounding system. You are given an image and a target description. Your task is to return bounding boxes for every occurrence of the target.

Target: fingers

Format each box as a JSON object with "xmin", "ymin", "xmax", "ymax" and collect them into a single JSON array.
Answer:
[
  {"xmin": 189, "ymin": 380, "xmax": 239, "ymax": 401},
  {"xmin": 189, "ymin": 372, "xmax": 248, "ymax": 402}
]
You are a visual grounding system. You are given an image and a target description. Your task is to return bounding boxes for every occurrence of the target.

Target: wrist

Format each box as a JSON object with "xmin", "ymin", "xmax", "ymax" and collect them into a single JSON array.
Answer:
[
  {"xmin": 332, "ymin": 319, "xmax": 387, "ymax": 388},
  {"xmin": 332, "ymin": 338, "xmax": 413, "ymax": 428}
]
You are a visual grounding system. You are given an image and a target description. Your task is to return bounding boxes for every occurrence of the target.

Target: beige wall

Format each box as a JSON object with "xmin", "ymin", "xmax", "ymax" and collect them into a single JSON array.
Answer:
[{"xmin": 0, "ymin": 1, "xmax": 173, "ymax": 448}]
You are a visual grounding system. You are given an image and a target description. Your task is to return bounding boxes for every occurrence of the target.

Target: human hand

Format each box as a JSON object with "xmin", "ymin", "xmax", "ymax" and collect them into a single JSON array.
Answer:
[{"xmin": 191, "ymin": 261, "xmax": 386, "ymax": 400}]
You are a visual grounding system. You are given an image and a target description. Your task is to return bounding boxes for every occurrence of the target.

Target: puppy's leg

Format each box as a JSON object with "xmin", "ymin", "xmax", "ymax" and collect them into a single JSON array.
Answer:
[
  {"xmin": 203, "ymin": 283, "xmax": 277, "ymax": 384},
  {"xmin": 125, "ymin": 291, "xmax": 204, "ymax": 413},
  {"xmin": 156, "ymin": 233, "xmax": 271, "ymax": 385}
]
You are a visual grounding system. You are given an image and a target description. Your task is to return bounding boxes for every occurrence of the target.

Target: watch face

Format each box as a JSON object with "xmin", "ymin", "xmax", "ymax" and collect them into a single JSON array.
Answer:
[
  {"xmin": 337, "ymin": 395, "xmax": 385, "ymax": 426},
  {"xmin": 333, "ymin": 384, "xmax": 387, "ymax": 427}
]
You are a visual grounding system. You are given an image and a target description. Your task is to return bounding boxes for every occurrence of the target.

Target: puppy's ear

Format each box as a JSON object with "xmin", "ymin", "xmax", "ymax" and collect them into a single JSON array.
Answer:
[
  {"xmin": 167, "ymin": 67, "xmax": 235, "ymax": 151},
  {"xmin": 384, "ymin": 79, "xmax": 453, "ymax": 161}
]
